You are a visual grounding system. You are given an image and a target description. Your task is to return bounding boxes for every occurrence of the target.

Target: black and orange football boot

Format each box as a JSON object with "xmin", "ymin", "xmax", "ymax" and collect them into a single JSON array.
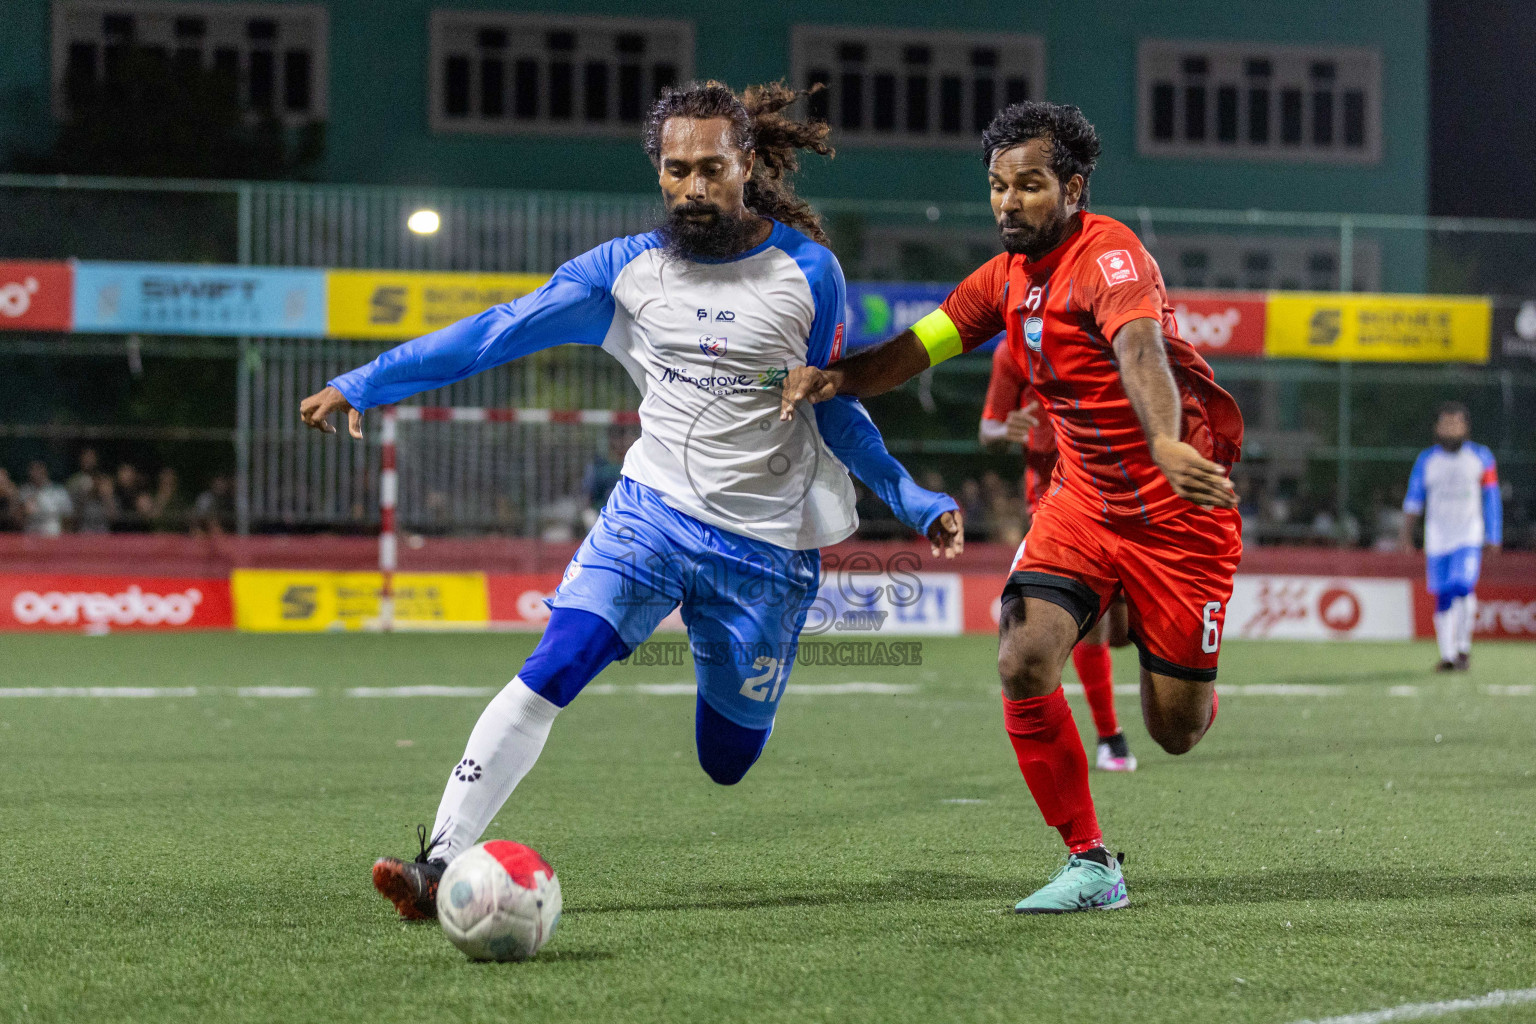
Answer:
[{"xmin": 372, "ymin": 825, "xmax": 448, "ymax": 920}]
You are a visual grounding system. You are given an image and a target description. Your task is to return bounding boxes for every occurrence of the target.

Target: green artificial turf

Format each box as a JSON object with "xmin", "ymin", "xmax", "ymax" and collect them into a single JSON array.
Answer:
[{"xmin": 0, "ymin": 633, "xmax": 1532, "ymax": 1024}]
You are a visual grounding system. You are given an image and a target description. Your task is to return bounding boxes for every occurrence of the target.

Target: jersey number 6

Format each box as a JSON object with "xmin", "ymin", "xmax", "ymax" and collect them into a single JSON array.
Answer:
[{"xmin": 1200, "ymin": 601, "xmax": 1223, "ymax": 654}]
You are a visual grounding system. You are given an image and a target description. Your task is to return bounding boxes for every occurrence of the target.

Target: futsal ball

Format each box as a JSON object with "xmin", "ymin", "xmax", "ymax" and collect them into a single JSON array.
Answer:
[{"xmin": 438, "ymin": 840, "xmax": 562, "ymax": 961}]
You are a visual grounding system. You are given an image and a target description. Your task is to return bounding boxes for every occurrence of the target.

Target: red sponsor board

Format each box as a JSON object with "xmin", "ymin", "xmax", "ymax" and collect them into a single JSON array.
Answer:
[
  {"xmin": 486, "ymin": 572, "xmax": 565, "ymax": 629},
  {"xmin": 0, "ymin": 573, "xmax": 232, "ymax": 631},
  {"xmin": 1168, "ymin": 290, "xmax": 1266, "ymax": 358},
  {"xmin": 1413, "ymin": 582, "xmax": 1536, "ymax": 640},
  {"xmin": 0, "ymin": 261, "xmax": 72, "ymax": 331}
]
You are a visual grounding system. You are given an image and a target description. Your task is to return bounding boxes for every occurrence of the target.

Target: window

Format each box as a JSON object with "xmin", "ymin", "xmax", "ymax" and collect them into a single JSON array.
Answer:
[
  {"xmin": 1138, "ymin": 40, "xmax": 1380, "ymax": 163},
  {"xmin": 791, "ymin": 26, "xmax": 1044, "ymax": 148},
  {"xmin": 1148, "ymin": 235, "xmax": 1381, "ymax": 292},
  {"xmin": 430, "ymin": 12, "xmax": 693, "ymax": 137},
  {"xmin": 51, "ymin": 1, "xmax": 327, "ymax": 122}
]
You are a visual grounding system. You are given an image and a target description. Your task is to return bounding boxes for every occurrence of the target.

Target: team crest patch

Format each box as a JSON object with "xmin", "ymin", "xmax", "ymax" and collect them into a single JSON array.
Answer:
[
  {"xmin": 1097, "ymin": 249, "xmax": 1138, "ymax": 288},
  {"xmin": 1024, "ymin": 316, "xmax": 1044, "ymax": 351},
  {"xmin": 698, "ymin": 334, "xmax": 727, "ymax": 358}
]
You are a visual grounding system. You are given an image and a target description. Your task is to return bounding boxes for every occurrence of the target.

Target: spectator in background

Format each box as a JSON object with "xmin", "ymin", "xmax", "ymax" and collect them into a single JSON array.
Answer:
[
  {"xmin": 958, "ymin": 478, "xmax": 988, "ymax": 539},
  {"xmin": 77, "ymin": 474, "xmax": 119, "ymax": 533},
  {"xmin": 151, "ymin": 466, "xmax": 188, "ymax": 531},
  {"xmin": 66, "ymin": 448, "xmax": 99, "ymax": 508},
  {"xmin": 191, "ymin": 474, "xmax": 234, "ymax": 535},
  {"xmin": 581, "ymin": 427, "xmax": 632, "ymax": 529},
  {"xmin": 0, "ymin": 467, "xmax": 20, "ymax": 530},
  {"xmin": 20, "ymin": 460, "xmax": 73, "ymax": 536},
  {"xmin": 114, "ymin": 461, "xmax": 144, "ymax": 506}
]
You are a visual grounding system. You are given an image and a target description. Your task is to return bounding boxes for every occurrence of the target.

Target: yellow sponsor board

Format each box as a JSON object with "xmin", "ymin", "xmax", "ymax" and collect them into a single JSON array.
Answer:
[
  {"xmin": 326, "ymin": 270, "xmax": 549, "ymax": 339},
  {"xmin": 232, "ymin": 569, "xmax": 489, "ymax": 632},
  {"xmin": 1264, "ymin": 292, "xmax": 1492, "ymax": 363}
]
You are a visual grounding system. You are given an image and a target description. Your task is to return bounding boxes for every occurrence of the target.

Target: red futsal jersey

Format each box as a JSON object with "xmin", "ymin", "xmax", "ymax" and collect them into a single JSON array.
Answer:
[
  {"xmin": 943, "ymin": 212, "xmax": 1244, "ymax": 525},
  {"xmin": 982, "ymin": 342, "xmax": 1058, "ymax": 510}
]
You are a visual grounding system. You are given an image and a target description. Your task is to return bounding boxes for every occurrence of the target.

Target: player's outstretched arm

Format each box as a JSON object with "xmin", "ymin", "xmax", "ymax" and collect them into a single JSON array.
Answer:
[
  {"xmin": 1112, "ymin": 317, "xmax": 1237, "ymax": 510},
  {"xmin": 814, "ymin": 395, "xmax": 964, "ymax": 558},
  {"xmin": 299, "ymin": 244, "xmax": 626, "ymax": 438},
  {"xmin": 779, "ymin": 330, "xmax": 932, "ymax": 420}
]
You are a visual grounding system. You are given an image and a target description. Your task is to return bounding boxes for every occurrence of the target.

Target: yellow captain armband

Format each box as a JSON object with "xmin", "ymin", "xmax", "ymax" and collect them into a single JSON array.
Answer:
[{"xmin": 910, "ymin": 308, "xmax": 964, "ymax": 366}]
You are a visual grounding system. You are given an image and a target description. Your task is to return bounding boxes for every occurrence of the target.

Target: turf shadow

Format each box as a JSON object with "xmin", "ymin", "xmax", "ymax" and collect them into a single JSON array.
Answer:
[
  {"xmin": 568, "ymin": 870, "xmax": 1012, "ymax": 914},
  {"xmin": 1141, "ymin": 869, "xmax": 1536, "ymax": 906}
]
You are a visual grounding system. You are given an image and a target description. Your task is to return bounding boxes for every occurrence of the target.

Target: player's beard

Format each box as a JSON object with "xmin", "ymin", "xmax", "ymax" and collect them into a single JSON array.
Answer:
[
  {"xmin": 659, "ymin": 202, "xmax": 760, "ymax": 262},
  {"xmin": 999, "ymin": 201, "xmax": 1074, "ymax": 261}
]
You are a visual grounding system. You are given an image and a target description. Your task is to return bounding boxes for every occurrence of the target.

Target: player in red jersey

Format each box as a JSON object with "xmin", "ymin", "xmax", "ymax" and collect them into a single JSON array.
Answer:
[
  {"xmin": 980, "ymin": 341, "xmax": 1137, "ymax": 774},
  {"xmin": 781, "ymin": 101, "xmax": 1242, "ymax": 912}
]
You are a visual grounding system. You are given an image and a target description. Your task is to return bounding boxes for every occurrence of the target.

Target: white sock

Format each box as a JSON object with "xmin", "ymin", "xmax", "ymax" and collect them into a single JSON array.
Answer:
[
  {"xmin": 1433, "ymin": 607, "xmax": 1458, "ymax": 664},
  {"xmin": 1456, "ymin": 594, "xmax": 1477, "ymax": 655},
  {"xmin": 429, "ymin": 677, "xmax": 560, "ymax": 863}
]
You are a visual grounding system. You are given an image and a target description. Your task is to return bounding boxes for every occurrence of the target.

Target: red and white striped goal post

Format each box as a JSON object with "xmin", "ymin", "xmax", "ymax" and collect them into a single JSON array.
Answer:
[{"xmin": 375, "ymin": 405, "xmax": 641, "ymax": 631}]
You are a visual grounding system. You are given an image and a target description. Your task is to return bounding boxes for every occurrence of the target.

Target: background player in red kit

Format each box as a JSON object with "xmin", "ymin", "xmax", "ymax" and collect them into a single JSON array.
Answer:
[
  {"xmin": 781, "ymin": 101, "xmax": 1243, "ymax": 913},
  {"xmin": 980, "ymin": 342, "xmax": 1137, "ymax": 773}
]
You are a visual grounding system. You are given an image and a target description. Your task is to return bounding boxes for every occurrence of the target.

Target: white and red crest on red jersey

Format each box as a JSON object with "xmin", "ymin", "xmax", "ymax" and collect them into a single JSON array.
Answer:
[{"xmin": 1096, "ymin": 250, "xmax": 1139, "ymax": 288}]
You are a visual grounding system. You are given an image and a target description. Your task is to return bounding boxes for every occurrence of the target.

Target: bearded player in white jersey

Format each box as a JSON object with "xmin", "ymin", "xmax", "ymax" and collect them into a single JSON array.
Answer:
[{"xmin": 298, "ymin": 81, "xmax": 964, "ymax": 920}]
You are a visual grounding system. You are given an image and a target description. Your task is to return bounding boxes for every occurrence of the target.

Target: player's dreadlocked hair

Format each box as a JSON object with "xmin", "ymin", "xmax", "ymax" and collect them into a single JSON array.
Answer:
[
  {"xmin": 981, "ymin": 101, "xmax": 1102, "ymax": 209},
  {"xmin": 643, "ymin": 80, "xmax": 834, "ymax": 244}
]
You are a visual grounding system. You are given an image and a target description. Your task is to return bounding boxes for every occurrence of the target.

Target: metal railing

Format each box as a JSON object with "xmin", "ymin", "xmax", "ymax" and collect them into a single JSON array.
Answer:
[{"xmin": 3, "ymin": 173, "xmax": 1535, "ymax": 544}]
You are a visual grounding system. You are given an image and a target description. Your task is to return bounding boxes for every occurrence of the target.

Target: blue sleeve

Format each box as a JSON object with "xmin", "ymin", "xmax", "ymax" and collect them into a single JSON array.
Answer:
[
  {"xmin": 814, "ymin": 396, "xmax": 957, "ymax": 535},
  {"xmin": 1402, "ymin": 449, "xmax": 1429, "ymax": 514},
  {"xmin": 801, "ymin": 247, "xmax": 847, "ymax": 369},
  {"xmin": 1477, "ymin": 444, "xmax": 1503, "ymax": 545},
  {"xmin": 329, "ymin": 234, "xmax": 655, "ymax": 410}
]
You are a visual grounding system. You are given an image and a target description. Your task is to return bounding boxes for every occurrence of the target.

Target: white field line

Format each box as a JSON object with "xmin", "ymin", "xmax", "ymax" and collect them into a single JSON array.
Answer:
[
  {"xmin": 1288, "ymin": 986, "xmax": 1536, "ymax": 1024},
  {"xmin": 1485, "ymin": 684, "xmax": 1535, "ymax": 696},
  {"xmin": 1389, "ymin": 685, "xmax": 1420, "ymax": 697},
  {"xmin": 0, "ymin": 686, "xmax": 199, "ymax": 698},
  {"xmin": 345, "ymin": 686, "xmax": 496, "ymax": 698},
  {"xmin": 237, "ymin": 686, "xmax": 315, "ymax": 698}
]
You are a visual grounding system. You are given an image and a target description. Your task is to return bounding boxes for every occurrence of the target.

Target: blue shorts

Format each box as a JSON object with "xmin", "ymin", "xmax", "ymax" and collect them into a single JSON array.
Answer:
[
  {"xmin": 1426, "ymin": 545, "xmax": 1482, "ymax": 597},
  {"xmin": 551, "ymin": 477, "xmax": 821, "ymax": 729}
]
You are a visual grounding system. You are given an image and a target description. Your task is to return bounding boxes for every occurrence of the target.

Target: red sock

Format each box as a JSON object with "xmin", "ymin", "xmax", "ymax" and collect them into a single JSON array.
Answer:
[
  {"xmin": 1203, "ymin": 689, "xmax": 1219, "ymax": 738},
  {"xmin": 1071, "ymin": 641, "xmax": 1119, "ymax": 739},
  {"xmin": 1002, "ymin": 688, "xmax": 1102, "ymax": 853}
]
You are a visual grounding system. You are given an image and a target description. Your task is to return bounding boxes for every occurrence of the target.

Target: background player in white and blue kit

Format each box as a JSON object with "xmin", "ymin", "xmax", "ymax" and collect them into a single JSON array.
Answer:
[
  {"xmin": 299, "ymin": 81, "xmax": 963, "ymax": 920},
  {"xmin": 1399, "ymin": 402, "xmax": 1502, "ymax": 671}
]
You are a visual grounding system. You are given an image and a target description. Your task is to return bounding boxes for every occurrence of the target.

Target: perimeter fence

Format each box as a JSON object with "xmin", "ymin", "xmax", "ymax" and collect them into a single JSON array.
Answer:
[{"xmin": 2, "ymin": 173, "xmax": 1534, "ymax": 546}]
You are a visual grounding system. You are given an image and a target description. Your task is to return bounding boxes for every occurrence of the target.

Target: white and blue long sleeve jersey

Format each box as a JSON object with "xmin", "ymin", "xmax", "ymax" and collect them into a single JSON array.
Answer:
[
  {"xmin": 330, "ymin": 220, "xmax": 954, "ymax": 550},
  {"xmin": 1403, "ymin": 442, "xmax": 1502, "ymax": 556}
]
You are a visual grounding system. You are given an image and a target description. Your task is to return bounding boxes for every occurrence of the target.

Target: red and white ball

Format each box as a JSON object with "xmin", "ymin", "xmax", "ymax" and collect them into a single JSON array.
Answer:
[{"xmin": 437, "ymin": 840, "xmax": 562, "ymax": 961}]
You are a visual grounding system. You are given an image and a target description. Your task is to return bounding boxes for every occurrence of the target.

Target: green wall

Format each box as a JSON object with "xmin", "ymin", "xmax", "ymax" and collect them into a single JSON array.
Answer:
[{"xmin": 2, "ymin": 0, "xmax": 1428, "ymax": 214}]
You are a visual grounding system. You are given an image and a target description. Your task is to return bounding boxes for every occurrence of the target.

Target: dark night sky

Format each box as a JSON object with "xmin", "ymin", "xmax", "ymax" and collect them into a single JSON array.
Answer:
[{"xmin": 1429, "ymin": 0, "xmax": 1536, "ymax": 218}]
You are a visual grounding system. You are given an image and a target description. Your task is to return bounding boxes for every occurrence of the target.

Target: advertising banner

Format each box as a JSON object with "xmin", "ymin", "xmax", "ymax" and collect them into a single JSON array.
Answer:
[
  {"xmin": 1491, "ymin": 298, "xmax": 1536, "ymax": 365},
  {"xmin": 809, "ymin": 571, "xmax": 964, "ymax": 636},
  {"xmin": 486, "ymin": 572, "xmax": 564, "ymax": 629},
  {"xmin": 0, "ymin": 573, "xmax": 232, "ymax": 631},
  {"xmin": 232, "ymin": 569, "xmax": 489, "ymax": 631},
  {"xmin": 71, "ymin": 262, "xmax": 327, "ymax": 336},
  {"xmin": 327, "ymin": 270, "xmax": 549, "ymax": 340},
  {"xmin": 0, "ymin": 261, "xmax": 72, "ymax": 331},
  {"xmin": 843, "ymin": 283, "xmax": 994, "ymax": 355},
  {"xmin": 1169, "ymin": 290, "xmax": 1266, "ymax": 358},
  {"xmin": 1264, "ymin": 292, "xmax": 1492, "ymax": 363},
  {"xmin": 1412, "ymin": 582, "xmax": 1536, "ymax": 641},
  {"xmin": 1225, "ymin": 575, "xmax": 1414, "ymax": 641}
]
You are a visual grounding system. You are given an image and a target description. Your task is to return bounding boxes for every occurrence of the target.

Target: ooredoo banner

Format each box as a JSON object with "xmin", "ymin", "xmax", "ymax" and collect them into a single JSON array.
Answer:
[
  {"xmin": 1170, "ymin": 291, "xmax": 1266, "ymax": 358},
  {"xmin": 1412, "ymin": 583, "xmax": 1536, "ymax": 641},
  {"xmin": 0, "ymin": 261, "xmax": 72, "ymax": 331},
  {"xmin": 0, "ymin": 573, "xmax": 232, "ymax": 631}
]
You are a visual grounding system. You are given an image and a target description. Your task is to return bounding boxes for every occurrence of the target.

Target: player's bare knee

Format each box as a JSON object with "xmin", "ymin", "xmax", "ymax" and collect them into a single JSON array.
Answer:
[{"xmin": 998, "ymin": 640, "xmax": 1060, "ymax": 700}]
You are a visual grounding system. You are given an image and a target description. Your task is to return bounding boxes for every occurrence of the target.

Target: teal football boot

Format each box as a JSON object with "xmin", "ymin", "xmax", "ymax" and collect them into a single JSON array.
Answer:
[{"xmin": 1013, "ymin": 850, "xmax": 1129, "ymax": 914}]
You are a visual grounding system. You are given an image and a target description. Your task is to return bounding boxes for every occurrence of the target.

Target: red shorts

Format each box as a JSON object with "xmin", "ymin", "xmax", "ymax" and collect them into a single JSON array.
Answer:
[{"xmin": 1007, "ymin": 499, "xmax": 1243, "ymax": 680}]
